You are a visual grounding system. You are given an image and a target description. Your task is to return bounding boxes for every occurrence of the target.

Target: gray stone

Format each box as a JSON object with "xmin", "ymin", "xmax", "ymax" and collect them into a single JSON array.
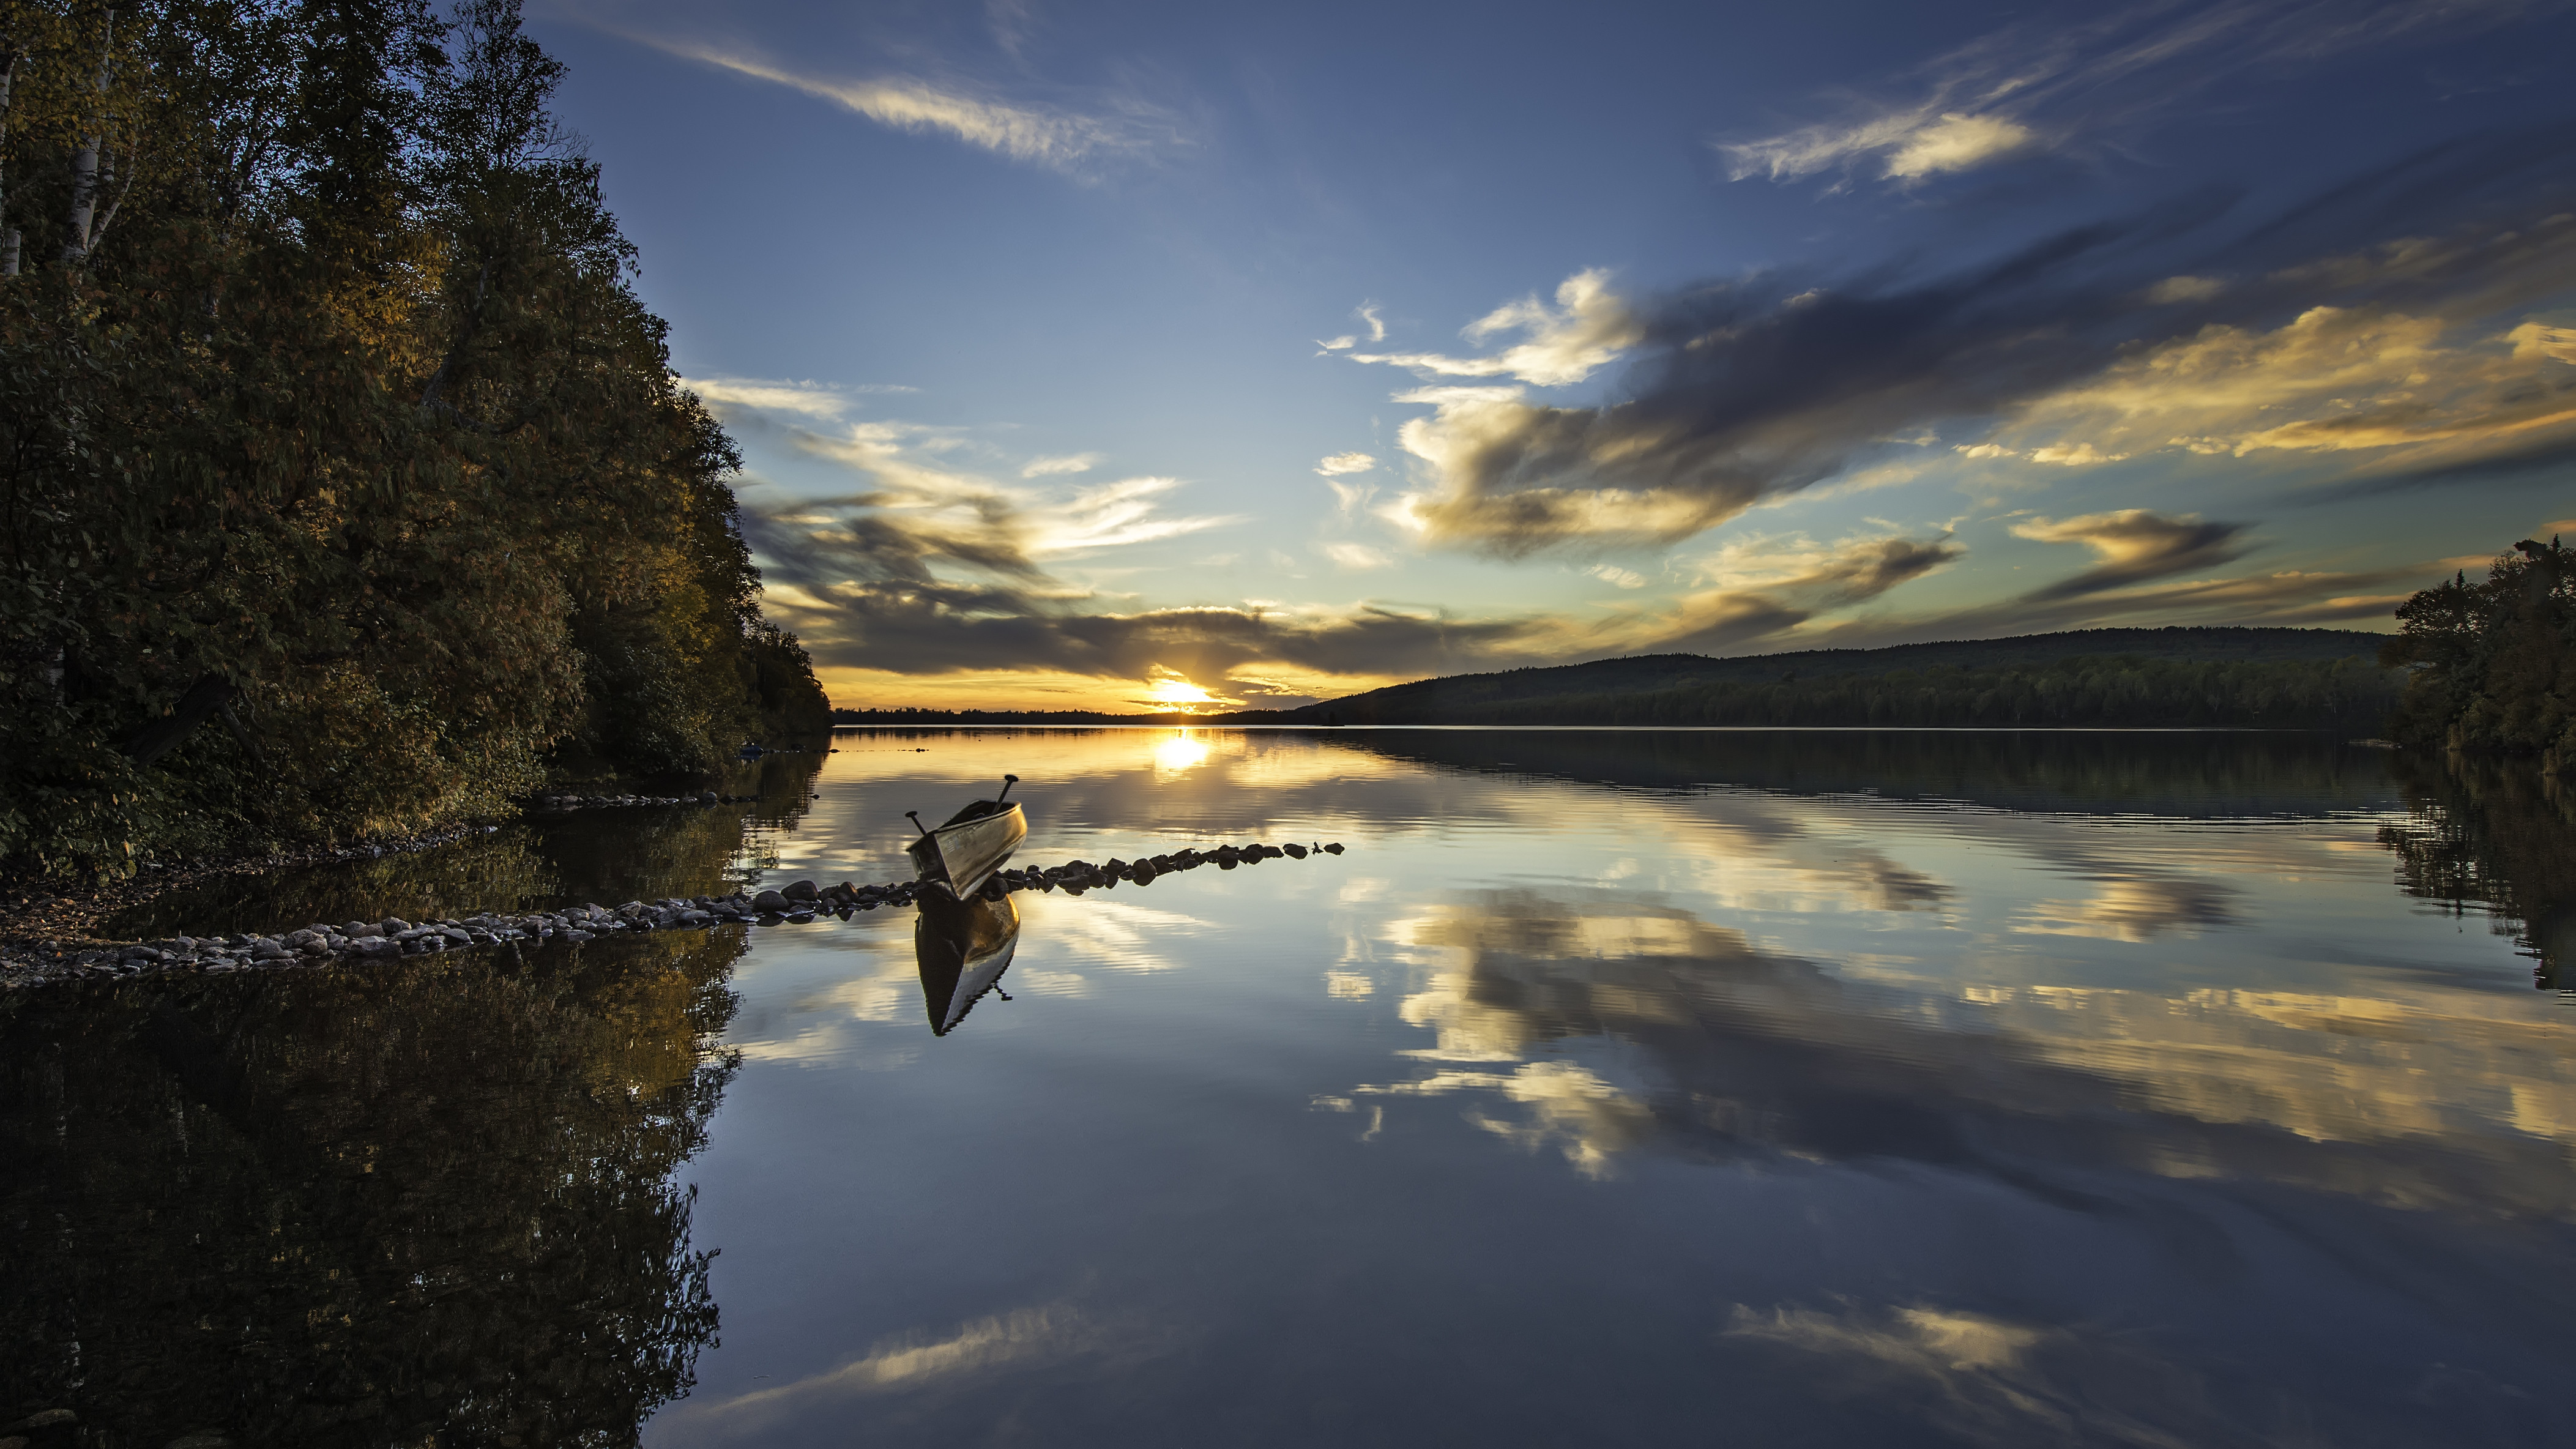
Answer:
[
  {"xmin": 16, "ymin": 1410, "xmax": 75, "ymax": 1429},
  {"xmin": 783, "ymin": 879, "xmax": 819, "ymax": 903},
  {"xmin": 165, "ymin": 1432, "xmax": 232, "ymax": 1448},
  {"xmin": 752, "ymin": 889, "xmax": 792, "ymax": 912}
]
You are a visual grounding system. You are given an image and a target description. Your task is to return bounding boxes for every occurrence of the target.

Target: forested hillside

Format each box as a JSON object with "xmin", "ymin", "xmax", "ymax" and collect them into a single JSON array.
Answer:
[
  {"xmin": 0, "ymin": 0, "xmax": 828, "ymax": 880},
  {"xmin": 1237, "ymin": 628, "xmax": 2397, "ymax": 729}
]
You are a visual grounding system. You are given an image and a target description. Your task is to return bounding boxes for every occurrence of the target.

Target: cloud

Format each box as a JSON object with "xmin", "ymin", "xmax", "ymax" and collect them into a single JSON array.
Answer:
[
  {"xmin": 1997, "ymin": 300, "xmax": 2576, "ymax": 475},
  {"xmin": 1343, "ymin": 270, "xmax": 1642, "ymax": 388},
  {"xmin": 1362, "ymin": 142, "xmax": 2576, "ymax": 557},
  {"xmin": 612, "ymin": 33, "xmax": 1179, "ymax": 173},
  {"xmin": 1587, "ymin": 564, "xmax": 1648, "ymax": 589},
  {"xmin": 1314, "ymin": 452, "xmax": 1377, "ymax": 476},
  {"xmin": 2009, "ymin": 509, "xmax": 2253, "ymax": 598},
  {"xmin": 1625, "ymin": 535, "xmax": 1961, "ymax": 653},
  {"xmin": 682, "ymin": 376, "xmax": 857, "ymax": 419},
  {"xmin": 1322, "ymin": 542, "xmax": 1396, "ymax": 570},
  {"xmin": 739, "ymin": 438, "xmax": 1552, "ymax": 691},
  {"xmin": 1021, "ymin": 452, "xmax": 1102, "ymax": 477},
  {"xmin": 1718, "ymin": 0, "xmax": 2547, "ymax": 188}
]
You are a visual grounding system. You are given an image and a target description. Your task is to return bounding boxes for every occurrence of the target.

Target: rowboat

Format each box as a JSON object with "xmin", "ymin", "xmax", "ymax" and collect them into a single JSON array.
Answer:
[
  {"xmin": 915, "ymin": 892, "xmax": 1021, "ymax": 1035},
  {"xmin": 904, "ymin": 775, "xmax": 1028, "ymax": 901}
]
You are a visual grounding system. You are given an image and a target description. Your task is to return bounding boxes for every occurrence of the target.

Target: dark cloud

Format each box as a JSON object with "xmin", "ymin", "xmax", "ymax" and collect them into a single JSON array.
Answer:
[
  {"xmin": 2010, "ymin": 510, "xmax": 2254, "ymax": 599},
  {"xmin": 1639, "ymin": 536, "xmax": 1965, "ymax": 655},
  {"xmin": 740, "ymin": 499, "xmax": 1546, "ymax": 698},
  {"xmin": 1396, "ymin": 129, "xmax": 2576, "ymax": 556}
]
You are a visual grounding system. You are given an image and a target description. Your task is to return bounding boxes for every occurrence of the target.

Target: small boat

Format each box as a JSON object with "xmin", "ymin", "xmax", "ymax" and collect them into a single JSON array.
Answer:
[
  {"xmin": 904, "ymin": 775, "xmax": 1028, "ymax": 901},
  {"xmin": 915, "ymin": 892, "xmax": 1021, "ymax": 1035}
]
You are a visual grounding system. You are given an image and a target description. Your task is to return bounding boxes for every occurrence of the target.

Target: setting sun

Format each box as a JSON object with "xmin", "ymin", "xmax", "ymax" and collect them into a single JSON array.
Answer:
[{"xmin": 1143, "ymin": 671, "xmax": 1225, "ymax": 711}]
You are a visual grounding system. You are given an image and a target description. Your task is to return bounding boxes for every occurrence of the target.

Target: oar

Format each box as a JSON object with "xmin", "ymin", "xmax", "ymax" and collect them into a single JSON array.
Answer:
[
  {"xmin": 996, "ymin": 773, "xmax": 1019, "ymax": 803},
  {"xmin": 905, "ymin": 810, "xmax": 929, "ymax": 839}
]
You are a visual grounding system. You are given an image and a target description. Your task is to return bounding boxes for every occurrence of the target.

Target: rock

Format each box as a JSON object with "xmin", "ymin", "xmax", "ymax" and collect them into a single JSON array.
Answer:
[
  {"xmin": 382, "ymin": 917, "xmax": 413, "ymax": 934},
  {"xmin": 783, "ymin": 880, "xmax": 819, "ymax": 903},
  {"xmin": 756, "ymin": 913, "xmax": 784, "ymax": 926},
  {"xmin": 250, "ymin": 940, "xmax": 290, "ymax": 960},
  {"xmin": 15, "ymin": 1410, "xmax": 75, "ymax": 1429},
  {"xmin": 343, "ymin": 920, "xmax": 378, "ymax": 937},
  {"xmin": 356, "ymin": 938, "xmax": 400, "ymax": 958},
  {"xmin": 1283, "ymin": 843, "xmax": 1308, "ymax": 859},
  {"xmin": 1323, "ymin": 843, "xmax": 1344, "ymax": 854},
  {"xmin": 165, "ymin": 1432, "xmax": 232, "ymax": 1449},
  {"xmin": 752, "ymin": 889, "xmax": 792, "ymax": 912},
  {"xmin": 565, "ymin": 928, "xmax": 594, "ymax": 942}
]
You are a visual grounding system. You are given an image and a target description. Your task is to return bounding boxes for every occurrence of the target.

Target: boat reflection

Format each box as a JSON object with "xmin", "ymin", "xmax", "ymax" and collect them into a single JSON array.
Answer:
[{"xmin": 916, "ymin": 892, "xmax": 1021, "ymax": 1035}]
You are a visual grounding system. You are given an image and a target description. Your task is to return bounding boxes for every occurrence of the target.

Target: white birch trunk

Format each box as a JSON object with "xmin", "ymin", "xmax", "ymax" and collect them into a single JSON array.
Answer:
[{"xmin": 61, "ymin": 14, "xmax": 114, "ymax": 264}]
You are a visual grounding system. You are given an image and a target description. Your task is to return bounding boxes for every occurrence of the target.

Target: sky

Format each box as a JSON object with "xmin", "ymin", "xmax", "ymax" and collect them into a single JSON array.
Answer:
[{"xmin": 530, "ymin": 0, "xmax": 2576, "ymax": 712}]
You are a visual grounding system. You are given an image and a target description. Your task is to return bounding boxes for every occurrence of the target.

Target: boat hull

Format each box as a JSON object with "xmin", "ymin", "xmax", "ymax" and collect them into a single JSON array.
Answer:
[{"xmin": 907, "ymin": 803, "xmax": 1027, "ymax": 900}]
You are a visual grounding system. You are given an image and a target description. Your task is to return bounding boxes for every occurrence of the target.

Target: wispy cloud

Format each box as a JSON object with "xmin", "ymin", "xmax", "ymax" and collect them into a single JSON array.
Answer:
[
  {"xmin": 1022, "ymin": 452, "xmax": 1103, "ymax": 477},
  {"xmin": 2009, "ymin": 509, "xmax": 2252, "ymax": 598},
  {"xmin": 607, "ymin": 31, "xmax": 1182, "ymax": 173},
  {"xmin": 681, "ymin": 376, "xmax": 912, "ymax": 419},
  {"xmin": 1314, "ymin": 452, "xmax": 1377, "ymax": 476},
  {"xmin": 1340, "ymin": 270, "xmax": 1641, "ymax": 388},
  {"xmin": 1718, "ymin": 0, "xmax": 2550, "ymax": 188}
]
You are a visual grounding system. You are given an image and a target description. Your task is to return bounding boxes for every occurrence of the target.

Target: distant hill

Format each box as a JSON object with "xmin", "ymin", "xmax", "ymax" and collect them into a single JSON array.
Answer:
[{"xmin": 1219, "ymin": 627, "xmax": 2397, "ymax": 730}]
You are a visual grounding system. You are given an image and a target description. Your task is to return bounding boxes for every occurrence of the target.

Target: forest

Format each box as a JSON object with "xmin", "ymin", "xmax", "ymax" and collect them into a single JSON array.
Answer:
[
  {"xmin": 2380, "ymin": 535, "xmax": 2575, "ymax": 771},
  {"xmin": 0, "ymin": 0, "xmax": 829, "ymax": 882},
  {"xmin": 1242, "ymin": 629, "xmax": 2402, "ymax": 730}
]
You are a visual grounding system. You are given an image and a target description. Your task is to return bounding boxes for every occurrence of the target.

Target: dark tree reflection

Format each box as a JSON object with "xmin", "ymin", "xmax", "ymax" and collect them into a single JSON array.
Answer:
[
  {"xmin": 0, "ymin": 926, "xmax": 744, "ymax": 1447},
  {"xmin": 2381, "ymin": 756, "xmax": 2576, "ymax": 990}
]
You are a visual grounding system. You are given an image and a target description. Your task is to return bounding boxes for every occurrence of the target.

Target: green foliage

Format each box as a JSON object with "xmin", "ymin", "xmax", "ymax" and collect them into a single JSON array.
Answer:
[
  {"xmin": 0, "ymin": 0, "xmax": 827, "ymax": 879},
  {"xmin": 2381, "ymin": 537, "xmax": 2576, "ymax": 769}
]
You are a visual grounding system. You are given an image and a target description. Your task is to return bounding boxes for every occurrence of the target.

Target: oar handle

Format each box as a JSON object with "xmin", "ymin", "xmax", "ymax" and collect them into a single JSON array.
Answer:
[{"xmin": 996, "ymin": 773, "xmax": 1019, "ymax": 803}]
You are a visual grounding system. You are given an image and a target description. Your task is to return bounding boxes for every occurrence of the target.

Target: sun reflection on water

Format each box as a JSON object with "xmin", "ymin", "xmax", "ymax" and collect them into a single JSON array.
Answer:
[{"xmin": 1151, "ymin": 729, "xmax": 1213, "ymax": 777}]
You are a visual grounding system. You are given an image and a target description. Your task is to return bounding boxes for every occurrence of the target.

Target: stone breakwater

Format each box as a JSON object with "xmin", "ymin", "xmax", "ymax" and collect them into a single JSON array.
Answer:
[
  {"xmin": 532, "ymin": 789, "xmax": 746, "ymax": 811},
  {"xmin": 1, "ymin": 841, "xmax": 1345, "ymax": 986}
]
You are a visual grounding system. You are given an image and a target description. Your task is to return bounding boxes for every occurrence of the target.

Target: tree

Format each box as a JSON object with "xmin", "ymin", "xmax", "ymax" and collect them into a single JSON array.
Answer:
[
  {"xmin": 2382, "ymin": 537, "xmax": 2576, "ymax": 771},
  {"xmin": 0, "ymin": 0, "xmax": 829, "ymax": 881}
]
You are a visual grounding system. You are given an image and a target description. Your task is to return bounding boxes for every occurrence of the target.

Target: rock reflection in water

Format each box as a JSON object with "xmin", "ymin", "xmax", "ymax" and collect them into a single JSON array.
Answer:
[{"xmin": 0, "ymin": 927, "xmax": 745, "ymax": 1447}]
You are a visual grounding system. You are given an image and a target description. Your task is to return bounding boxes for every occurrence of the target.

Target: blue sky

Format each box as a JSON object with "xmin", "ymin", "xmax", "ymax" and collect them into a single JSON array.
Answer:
[{"xmin": 534, "ymin": 0, "xmax": 2576, "ymax": 710}]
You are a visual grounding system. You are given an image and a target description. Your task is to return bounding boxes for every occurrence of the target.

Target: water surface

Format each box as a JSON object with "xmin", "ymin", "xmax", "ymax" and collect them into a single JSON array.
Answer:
[{"xmin": 6, "ymin": 729, "xmax": 2573, "ymax": 1447}]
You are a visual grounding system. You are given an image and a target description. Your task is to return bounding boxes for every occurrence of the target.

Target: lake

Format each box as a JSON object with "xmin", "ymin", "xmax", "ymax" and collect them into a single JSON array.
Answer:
[{"xmin": 6, "ymin": 728, "xmax": 2574, "ymax": 1448}]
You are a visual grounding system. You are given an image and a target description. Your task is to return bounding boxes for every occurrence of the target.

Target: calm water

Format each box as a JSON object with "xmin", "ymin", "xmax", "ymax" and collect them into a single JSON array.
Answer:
[{"xmin": 6, "ymin": 729, "xmax": 2575, "ymax": 1448}]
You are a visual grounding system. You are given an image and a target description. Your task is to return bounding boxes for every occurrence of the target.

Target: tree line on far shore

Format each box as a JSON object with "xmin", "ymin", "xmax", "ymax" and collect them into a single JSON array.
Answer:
[
  {"xmin": 1287, "ymin": 654, "xmax": 2400, "ymax": 731},
  {"xmin": 0, "ymin": 0, "xmax": 827, "ymax": 881}
]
